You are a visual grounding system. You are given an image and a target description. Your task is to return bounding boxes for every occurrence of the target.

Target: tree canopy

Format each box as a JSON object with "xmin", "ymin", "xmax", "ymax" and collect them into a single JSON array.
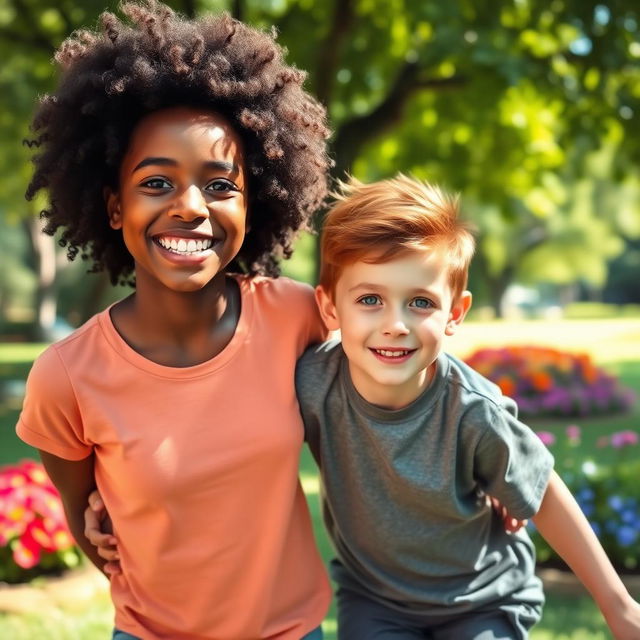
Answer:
[{"xmin": 1, "ymin": 0, "xmax": 639, "ymax": 327}]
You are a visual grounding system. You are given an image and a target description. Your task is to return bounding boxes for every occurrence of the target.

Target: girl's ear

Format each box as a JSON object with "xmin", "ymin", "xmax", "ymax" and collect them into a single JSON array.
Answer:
[
  {"xmin": 445, "ymin": 290, "xmax": 472, "ymax": 336},
  {"xmin": 104, "ymin": 188, "xmax": 122, "ymax": 230},
  {"xmin": 315, "ymin": 285, "xmax": 340, "ymax": 332}
]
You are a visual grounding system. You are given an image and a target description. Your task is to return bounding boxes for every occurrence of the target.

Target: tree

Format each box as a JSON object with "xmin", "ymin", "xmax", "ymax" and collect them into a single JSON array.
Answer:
[{"xmin": 1, "ymin": 0, "xmax": 639, "ymax": 327}]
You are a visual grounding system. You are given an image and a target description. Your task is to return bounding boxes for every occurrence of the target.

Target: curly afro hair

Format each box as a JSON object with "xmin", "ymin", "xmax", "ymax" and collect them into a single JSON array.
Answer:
[{"xmin": 26, "ymin": 0, "xmax": 332, "ymax": 284}]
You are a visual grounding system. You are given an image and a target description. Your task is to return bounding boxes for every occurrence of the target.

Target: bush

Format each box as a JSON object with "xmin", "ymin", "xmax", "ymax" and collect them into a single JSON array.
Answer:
[
  {"xmin": 465, "ymin": 346, "xmax": 635, "ymax": 418},
  {"xmin": 0, "ymin": 459, "xmax": 82, "ymax": 583},
  {"xmin": 531, "ymin": 426, "xmax": 640, "ymax": 573}
]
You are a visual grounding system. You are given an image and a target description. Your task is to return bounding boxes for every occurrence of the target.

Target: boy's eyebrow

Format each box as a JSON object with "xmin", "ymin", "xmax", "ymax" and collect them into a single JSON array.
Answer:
[
  {"xmin": 347, "ymin": 282, "xmax": 387, "ymax": 293},
  {"xmin": 348, "ymin": 282, "xmax": 442, "ymax": 299},
  {"xmin": 131, "ymin": 157, "xmax": 239, "ymax": 173}
]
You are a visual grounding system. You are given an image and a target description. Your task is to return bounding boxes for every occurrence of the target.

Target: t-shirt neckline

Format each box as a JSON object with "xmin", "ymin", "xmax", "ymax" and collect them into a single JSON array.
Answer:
[
  {"xmin": 340, "ymin": 349, "xmax": 450, "ymax": 422},
  {"xmin": 97, "ymin": 274, "xmax": 253, "ymax": 379}
]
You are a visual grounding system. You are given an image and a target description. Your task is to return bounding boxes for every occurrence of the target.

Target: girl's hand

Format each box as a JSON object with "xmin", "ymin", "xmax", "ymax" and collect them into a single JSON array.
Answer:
[
  {"xmin": 84, "ymin": 489, "xmax": 121, "ymax": 576},
  {"xmin": 488, "ymin": 496, "xmax": 527, "ymax": 533}
]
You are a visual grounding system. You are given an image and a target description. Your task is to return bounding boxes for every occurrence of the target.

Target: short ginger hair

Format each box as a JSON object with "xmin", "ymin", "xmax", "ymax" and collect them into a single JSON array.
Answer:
[
  {"xmin": 319, "ymin": 174, "xmax": 475, "ymax": 301},
  {"xmin": 25, "ymin": 0, "xmax": 331, "ymax": 284}
]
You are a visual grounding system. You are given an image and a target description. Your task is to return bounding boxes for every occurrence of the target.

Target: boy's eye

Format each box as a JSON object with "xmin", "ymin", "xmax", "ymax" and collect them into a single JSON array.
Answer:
[
  {"xmin": 141, "ymin": 177, "xmax": 172, "ymax": 190},
  {"xmin": 205, "ymin": 179, "xmax": 238, "ymax": 193},
  {"xmin": 410, "ymin": 297, "xmax": 433, "ymax": 309},
  {"xmin": 357, "ymin": 295, "xmax": 381, "ymax": 306}
]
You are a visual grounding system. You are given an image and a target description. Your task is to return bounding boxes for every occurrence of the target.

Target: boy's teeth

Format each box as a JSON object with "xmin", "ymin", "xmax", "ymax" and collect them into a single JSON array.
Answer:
[
  {"xmin": 158, "ymin": 237, "xmax": 213, "ymax": 254},
  {"xmin": 377, "ymin": 349, "xmax": 410, "ymax": 357}
]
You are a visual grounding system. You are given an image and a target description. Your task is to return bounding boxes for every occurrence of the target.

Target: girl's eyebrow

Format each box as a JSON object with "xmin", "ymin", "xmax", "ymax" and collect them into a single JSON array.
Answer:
[{"xmin": 131, "ymin": 157, "xmax": 239, "ymax": 173}]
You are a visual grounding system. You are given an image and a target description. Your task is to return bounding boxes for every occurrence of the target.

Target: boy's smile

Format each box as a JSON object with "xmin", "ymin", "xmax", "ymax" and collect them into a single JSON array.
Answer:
[{"xmin": 316, "ymin": 249, "xmax": 471, "ymax": 410}]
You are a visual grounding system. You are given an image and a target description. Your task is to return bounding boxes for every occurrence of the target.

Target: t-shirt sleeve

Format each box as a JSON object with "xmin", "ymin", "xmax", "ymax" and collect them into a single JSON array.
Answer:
[
  {"xmin": 471, "ymin": 397, "xmax": 554, "ymax": 520},
  {"xmin": 278, "ymin": 277, "xmax": 328, "ymax": 351},
  {"xmin": 296, "ymin": 347, "xmax": 319, "ymax": 447},
  {"xmin": 16, "ymin": 346, "xmax": 91, "ymax": 461}
]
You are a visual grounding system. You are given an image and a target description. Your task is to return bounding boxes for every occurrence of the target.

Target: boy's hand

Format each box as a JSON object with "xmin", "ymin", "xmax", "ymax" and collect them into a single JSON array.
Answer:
[
  {"xmin": 604, "ymin": 596, "xmax": 640, "ymax": 640},
  {"xmin": 84, "ymin": 489, "xmax": 121, "ymax": 576},
  {"xmin": 488, "ymin": 496, "xmax": 526, "ymax": 533}
]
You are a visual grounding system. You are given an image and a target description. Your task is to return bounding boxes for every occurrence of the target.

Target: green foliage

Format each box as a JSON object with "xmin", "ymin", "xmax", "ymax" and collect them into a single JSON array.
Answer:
[{"xmin": 1, "ymin": 0, "xmax": 640, "ymax": 320}]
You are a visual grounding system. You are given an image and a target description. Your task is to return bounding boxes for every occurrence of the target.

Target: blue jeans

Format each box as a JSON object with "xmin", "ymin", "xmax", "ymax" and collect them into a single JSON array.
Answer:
[{"xmin": 113, "ymin": 625, "xmax": 323, "ymax": 639}]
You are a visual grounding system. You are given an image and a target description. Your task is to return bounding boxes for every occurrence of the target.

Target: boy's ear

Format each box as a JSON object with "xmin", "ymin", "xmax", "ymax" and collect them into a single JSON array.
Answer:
[
  {"xmin": 315, "ymin": 285, "xmax": 340, "ymax": 332},
  {"xmin": 445, "ymin": 291, "xmax": 472, "ymax": 336},
  {"xmin": 104, "ymin": 187, "xmax": 122, "ymax": 230}
]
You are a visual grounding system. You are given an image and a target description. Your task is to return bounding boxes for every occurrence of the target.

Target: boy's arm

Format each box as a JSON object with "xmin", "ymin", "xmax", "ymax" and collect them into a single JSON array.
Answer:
[
  {"xmin": 532, "ymin": 470, "xmax": 640, "ymax": 639},
  {"xmin": 38, "ymin": 450, "xmax": 108, "ymax": 575}
]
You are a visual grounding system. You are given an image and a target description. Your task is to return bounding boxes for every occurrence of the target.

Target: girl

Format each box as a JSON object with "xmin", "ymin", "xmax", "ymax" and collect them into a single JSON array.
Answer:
[{"xmin": 17, "ymin": 1, "xmax": 332, "ymax": 638}]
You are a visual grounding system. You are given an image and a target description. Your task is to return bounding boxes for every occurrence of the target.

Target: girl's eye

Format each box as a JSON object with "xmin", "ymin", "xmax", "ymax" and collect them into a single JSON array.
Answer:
[
  {"xmin": 141, "ymin": 177, "xmax": 172, "ymax": 190},
  {"xmin": 358, "ymin": 295, "xmax": 381, "ymax": 306},
  {"xmin": 410, "ymin": 297, "xmax": 433, "ymax": 309},
  {"xmin": 206, "ymin": 179, "xmax": 238, "ymax": 193}
]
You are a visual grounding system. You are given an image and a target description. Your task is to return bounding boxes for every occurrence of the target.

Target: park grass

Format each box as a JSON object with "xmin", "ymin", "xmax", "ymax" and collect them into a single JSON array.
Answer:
[{"xmin": 1, "ymin": 317, "xmax": 639, "ymax": 638}]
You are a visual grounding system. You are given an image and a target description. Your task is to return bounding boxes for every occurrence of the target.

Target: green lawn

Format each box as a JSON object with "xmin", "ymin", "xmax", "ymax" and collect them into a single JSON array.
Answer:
[{"xmin": 1, "ymin": 320, "xmax": 639, "ymax": 638}]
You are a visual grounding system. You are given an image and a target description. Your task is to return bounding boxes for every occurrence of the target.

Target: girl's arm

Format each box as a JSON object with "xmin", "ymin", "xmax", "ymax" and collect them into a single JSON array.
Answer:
[
  {"xmin": 38, "ymin": 450, "xmax": 107, "ymax": 575},
  {"xmin": 532, "ymin": 470, "xmax": 640, "ymax": 639}
]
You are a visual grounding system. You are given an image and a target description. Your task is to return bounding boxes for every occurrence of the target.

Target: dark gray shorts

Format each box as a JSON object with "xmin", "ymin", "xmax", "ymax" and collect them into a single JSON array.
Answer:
[
  {"xmin": 336, "ymin": 586, "xmax": 538, "ymax": 640},
  {"xmin": 112, "ymin": 625, "xmax": 323, "ymax": 639}
]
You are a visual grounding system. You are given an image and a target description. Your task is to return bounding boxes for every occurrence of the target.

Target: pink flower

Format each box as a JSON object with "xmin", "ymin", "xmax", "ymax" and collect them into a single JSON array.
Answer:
[
  {"xmin": 610, "ymin": 430, "xmax": 639, "ymax": 448},
  {"xmin": 536, "ymin": 431, "xmax": 556, "ymax": 446},
  {"xmin": 0, "ymin": 460, "xmax": 76, "ymax": 571},
  {"xmin": 566, "ymin": 424, "xmax": 581, "ymax": 441}
]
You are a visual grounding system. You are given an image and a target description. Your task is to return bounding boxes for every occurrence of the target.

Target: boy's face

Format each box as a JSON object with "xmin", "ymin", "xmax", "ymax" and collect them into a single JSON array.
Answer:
[{"xmin": 316, "ymin": 249, "xmax": 471, "ymax": 410}]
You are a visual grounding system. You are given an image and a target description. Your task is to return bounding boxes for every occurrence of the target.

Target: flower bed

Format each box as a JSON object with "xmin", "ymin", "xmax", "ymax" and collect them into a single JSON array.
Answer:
[
  {"xmin": 465, "ymin": 346, "xmax": 635, "ymax": 418},
  {"xmin": 531, "ymin": 426, "xmax": 640, "ymax": 573},
  {"xmin": 0, "ymin": 460, "xmax": 82, "ymax": 584}
]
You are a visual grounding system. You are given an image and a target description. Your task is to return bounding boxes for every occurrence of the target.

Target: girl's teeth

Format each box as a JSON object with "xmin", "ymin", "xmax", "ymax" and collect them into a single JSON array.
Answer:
[{"xmin": 158, "ymin": 237, "xmax": 215, "ymax": 254}]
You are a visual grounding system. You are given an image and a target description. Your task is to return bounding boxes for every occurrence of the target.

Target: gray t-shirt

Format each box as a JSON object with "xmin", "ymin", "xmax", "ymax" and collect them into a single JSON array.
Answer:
[{"xmin": 296, "ymin": 340, "xmax": 554, "ymax": 618}]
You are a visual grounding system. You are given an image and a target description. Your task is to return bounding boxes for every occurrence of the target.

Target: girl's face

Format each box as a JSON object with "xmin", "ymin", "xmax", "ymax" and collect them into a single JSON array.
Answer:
[{"xmin": 106, "ymin": 106, "xmax": 248, "ymax": 294}]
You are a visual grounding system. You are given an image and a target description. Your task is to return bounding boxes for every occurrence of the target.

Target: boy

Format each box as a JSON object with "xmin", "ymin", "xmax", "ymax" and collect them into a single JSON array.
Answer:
[{"xmin": 296, "ymin": 175, "xmax": 640, "ymax": 639}]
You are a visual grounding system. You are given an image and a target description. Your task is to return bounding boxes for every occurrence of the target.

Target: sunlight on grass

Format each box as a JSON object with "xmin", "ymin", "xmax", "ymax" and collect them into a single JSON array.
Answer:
[
  {"xmin": 447, "ymin": 318, "xmax": 640, "ymax": 364},
  {"xmin": 300, "ymin": 474, "xmax": 320, "ymax": 495},
  {"xmin": 0, "ymin": 344, "xmax": 47, "ymax": 364}
]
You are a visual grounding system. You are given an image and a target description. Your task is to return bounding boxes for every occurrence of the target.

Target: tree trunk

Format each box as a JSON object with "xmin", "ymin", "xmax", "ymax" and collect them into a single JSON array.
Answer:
[{"xmin": 23, "ymin": 216, "xmax": 57, "ymax": 341}]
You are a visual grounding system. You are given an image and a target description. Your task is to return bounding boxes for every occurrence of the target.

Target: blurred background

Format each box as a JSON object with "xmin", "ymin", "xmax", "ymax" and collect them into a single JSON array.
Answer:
[
  {"xmin": 1, "ymin": 0, "xmax": 639, "ymax": 339},
  {"xmin": 1, "ymin": 1, "xmax": 639, "ymax": 639}
]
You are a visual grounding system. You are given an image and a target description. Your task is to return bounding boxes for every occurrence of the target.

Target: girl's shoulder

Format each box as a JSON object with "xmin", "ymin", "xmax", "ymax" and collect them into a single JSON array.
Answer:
[{"xmin": 238, "ymin": 274, "xmax": 316, "ymax": 308}]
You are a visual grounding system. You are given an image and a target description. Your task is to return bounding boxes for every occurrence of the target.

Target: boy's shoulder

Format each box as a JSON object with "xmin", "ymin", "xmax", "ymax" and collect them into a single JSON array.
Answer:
[
  {"xmin": 441, "ymin": 352, "xmax": 518, "ymax": 417},
  {"xmin": 295, "ymin": 338, "xmax": 344, "ymax": 397},
  {"xmin": 297, "ymin": 338, "xmax": 343, "ymax": 369}
]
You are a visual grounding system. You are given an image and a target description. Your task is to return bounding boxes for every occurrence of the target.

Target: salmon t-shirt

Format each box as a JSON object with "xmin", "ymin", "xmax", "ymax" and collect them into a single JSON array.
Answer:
[{"xmin": 17, "ymin": 275, "xmax": 331, "ymax": 640}]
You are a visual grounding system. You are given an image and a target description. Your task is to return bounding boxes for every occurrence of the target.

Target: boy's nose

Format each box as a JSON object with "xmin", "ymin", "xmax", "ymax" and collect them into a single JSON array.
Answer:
[
  {"xmin": 171, "ymin": 185, "xmax": 209, "ymax": 220},
  {"xmin": 382, "ymin": 312, "xmax": 410, "ymax": 336}
]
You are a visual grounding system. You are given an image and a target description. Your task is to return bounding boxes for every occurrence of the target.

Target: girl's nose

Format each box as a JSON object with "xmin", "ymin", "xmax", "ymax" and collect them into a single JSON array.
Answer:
[{"xmin": 171, "ymin": 185, "xmax": 209, "ymax": 220}]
